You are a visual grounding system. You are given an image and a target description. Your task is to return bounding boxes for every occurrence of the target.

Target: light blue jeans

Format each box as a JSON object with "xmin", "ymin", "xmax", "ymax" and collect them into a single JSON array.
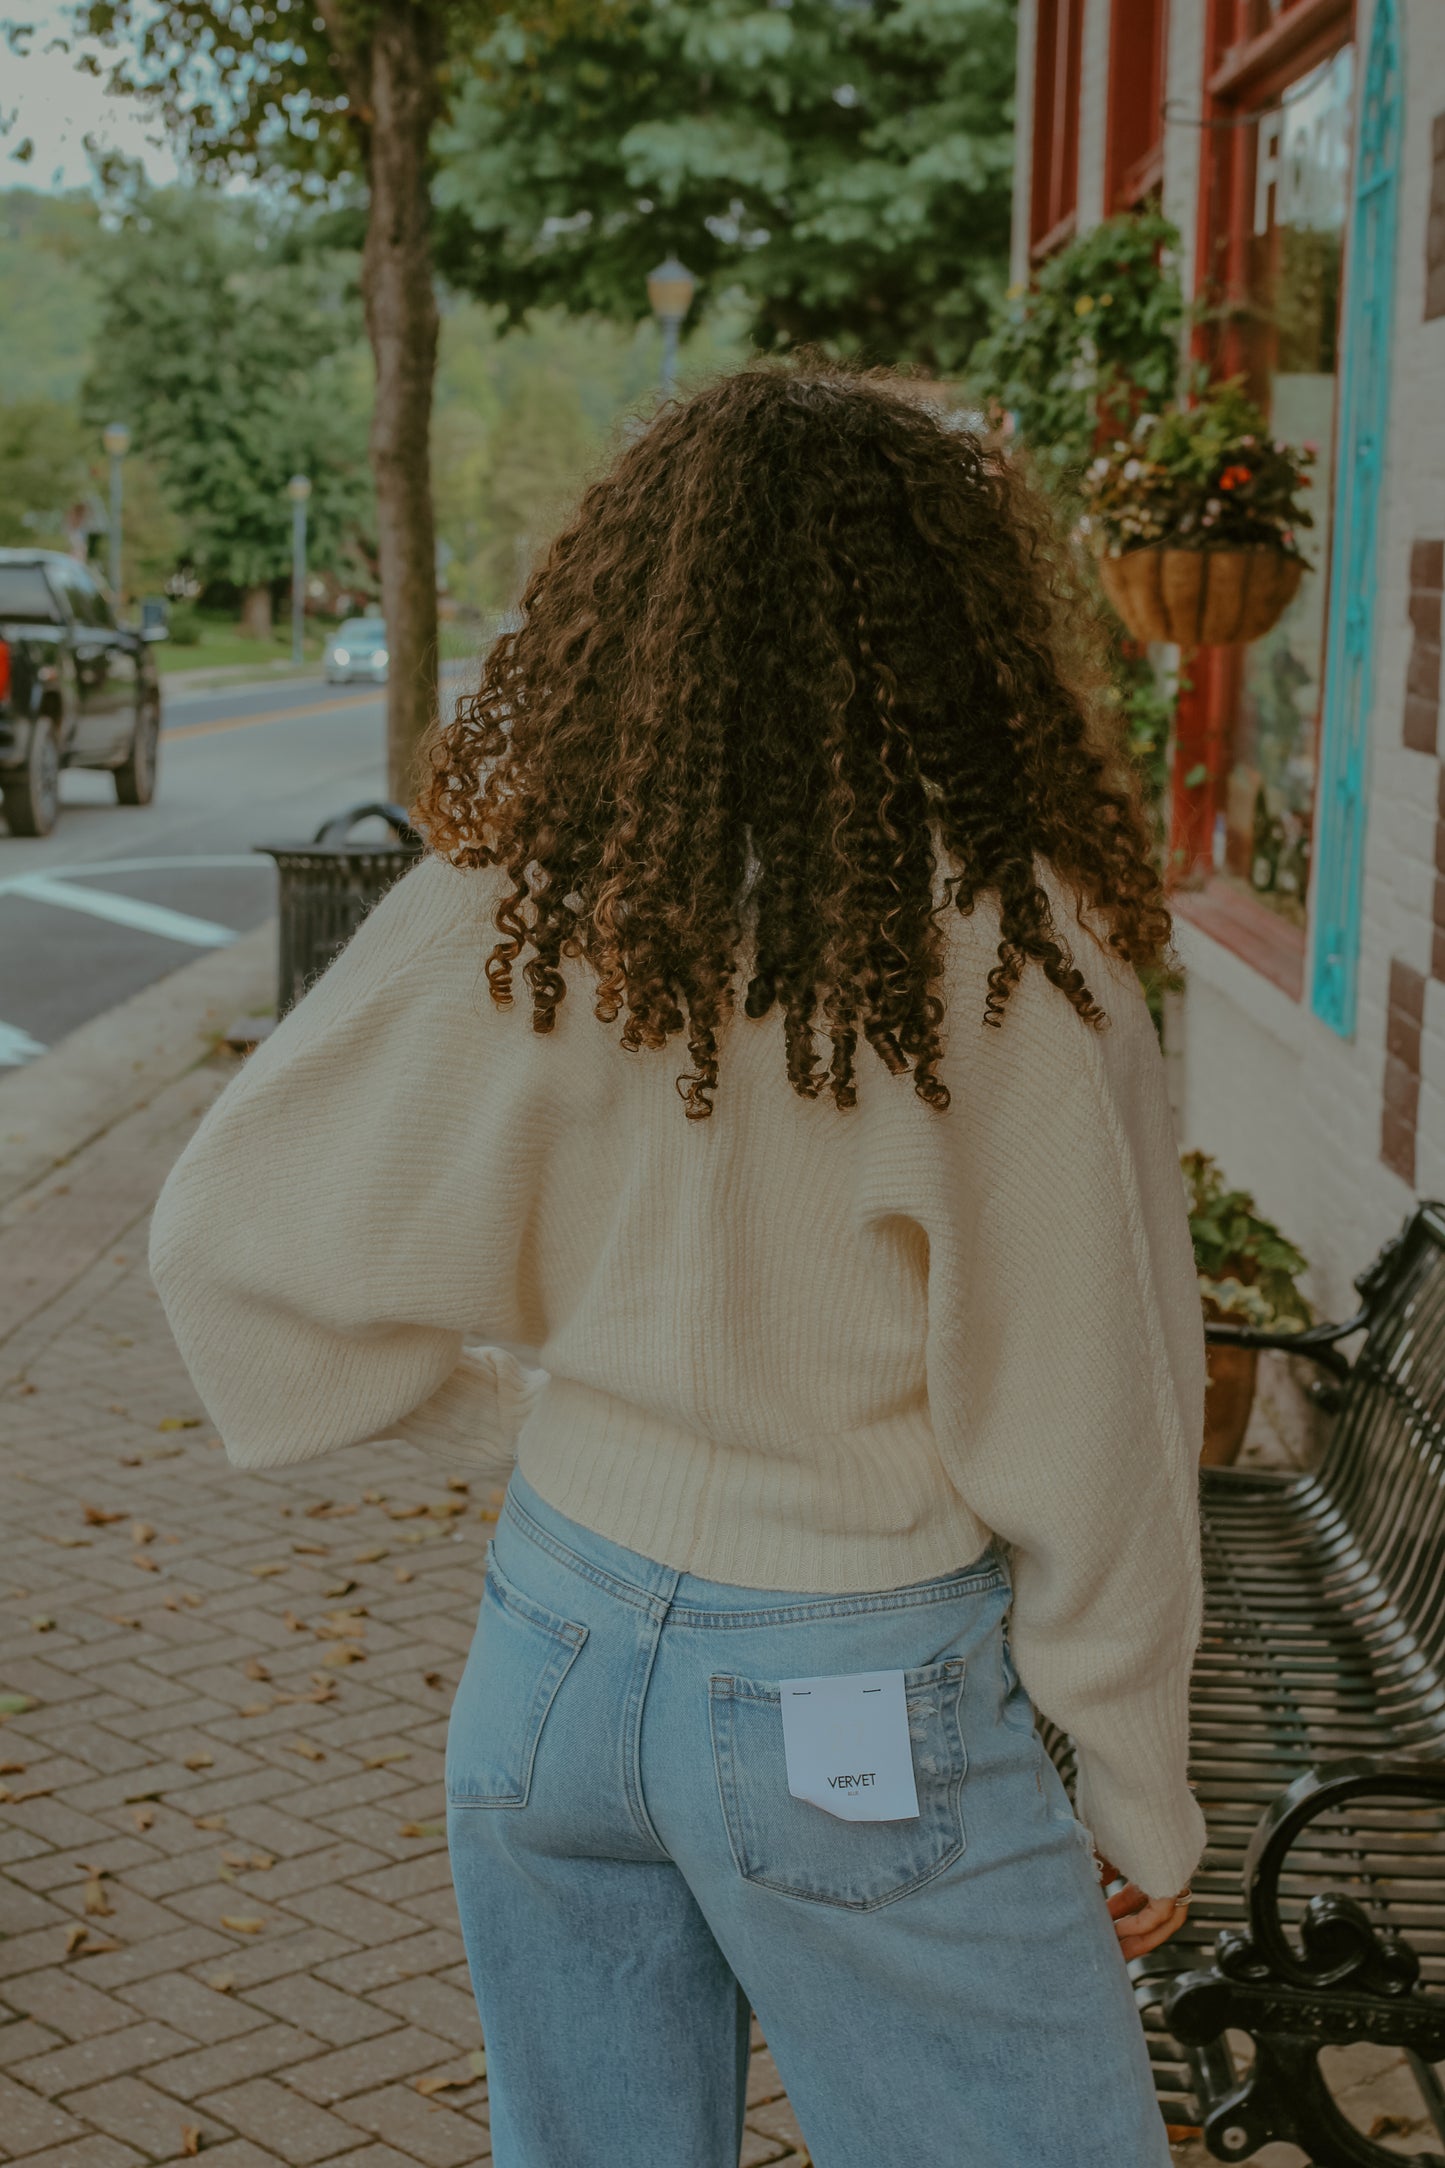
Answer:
[{"xmin": 446, "ymin": 1470, "xmax": 1170, "ymax": 2168}]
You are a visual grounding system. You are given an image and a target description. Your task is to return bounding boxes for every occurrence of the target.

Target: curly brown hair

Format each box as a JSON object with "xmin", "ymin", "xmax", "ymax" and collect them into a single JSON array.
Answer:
[{"xmin": 415, "ymin": 361, "xmax": 1170, "ymax": 1121}]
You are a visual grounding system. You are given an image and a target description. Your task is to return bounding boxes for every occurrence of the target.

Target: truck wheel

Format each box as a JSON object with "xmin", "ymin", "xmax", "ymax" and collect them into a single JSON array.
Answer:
[
  {"xmin": 1, "ymin": 714, "xmax": 61, "ymax": 837},
  {"xmin": 115, "ymin": 701, "xmax": 160, "ymax": 806}
]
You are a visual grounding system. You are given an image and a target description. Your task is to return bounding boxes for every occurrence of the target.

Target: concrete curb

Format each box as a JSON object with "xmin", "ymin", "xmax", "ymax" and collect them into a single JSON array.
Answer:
[{"xmin": 0, "ymin": 921, "xmax": 277, "ymax": 1209}]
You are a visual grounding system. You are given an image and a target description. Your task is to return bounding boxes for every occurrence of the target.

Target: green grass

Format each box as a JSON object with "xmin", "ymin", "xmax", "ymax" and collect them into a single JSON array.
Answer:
[{"xmin": 155, "ymin": 612, "xmax": 483, "ymax": 677}]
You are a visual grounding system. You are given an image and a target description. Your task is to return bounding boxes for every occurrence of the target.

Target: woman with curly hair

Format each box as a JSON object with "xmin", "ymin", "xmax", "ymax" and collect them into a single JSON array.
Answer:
[{"xmin": 152, "ymin": 363, "xmax": 1205, "ymax": 2168}]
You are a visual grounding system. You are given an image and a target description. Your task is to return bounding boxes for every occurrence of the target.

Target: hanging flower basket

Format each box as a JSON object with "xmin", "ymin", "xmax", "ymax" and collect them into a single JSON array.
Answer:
[
  {"xmin": 1078, "ymin": 379, "xmax": 1316, "ymax": 648},
  {"xmin": 1097, "ymin": 544, "xmax": 1304, "ymax": 648}
]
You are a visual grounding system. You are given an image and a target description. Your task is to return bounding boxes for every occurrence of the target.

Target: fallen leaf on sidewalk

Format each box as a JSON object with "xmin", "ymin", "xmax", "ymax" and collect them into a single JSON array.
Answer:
[
  {"xmin": 223, "ymin": 1850, "xmax": 275, "ymax": 1872},
  {"xmin": 399, "ymin": 1820, "xmax": 445, "ymax": 1838},
  {"xmin": 423, "ymin": 1672, "xmax": 445, "ymax": 1691},
  {"xmin": 31, "ymin": 1617, "xmax": 56, "ymax": 1632},
  {"xmin": 83, "ymin": 1873, "xmax": 114, "ymax": 1917},
  {"xmin": 306, "ymin": 1679, "xmax": 338, "ymax": 1703},
  {"xmin": 7, "ymin": 1784, "xmax": 55, "ymax": 1803},
  {"xmin": 282, "ymin": 1612, "xmax": 307, "ymax": 1633},
  {"xmin": 108, "ymin": 1615, "xmax": 142, "ymax": 1630},
  {"xmin": 248, "ymin": 1563, "xmax": 288, "ymax": 1579},
  {"xmin": 132, "ymin": 1553, "xmax": 160, "ymax": 1574},
  {"xmin": 131, "ymin": 1806, "xmax": 154, "ymax": 1832},
  {"xmin": 131, "ymin": 1521, "xmax": 155, "ymax": 1545},
  {"xmin": 219, "ymin": 1915, "xmax": 266, "ymax": 1935},
  {"xmin": 181, "ymin": 2125, "xmax": 203, "ymax": 2156},
  {"xmin": 180, "ymin": 1592, "xmax": 204, "ymax": 1609},
  {"xmin": 1368, "ymin": 2115, "xmax": 1420, "ymax": 2140},
  {"xmin": 446, "ymin": 1477, "xmax": 470, "ymax": 1494},
  {"xmin": 467, "ymin": 2048, "xmax": 486, "ymax": 2079},
  {"xmin": 238, "ymin": 1703, "xmax": 271, "ymax": 1718},
  {"xmin": 0, "ymin": 1693, "xmax": 37, "ymax": 1716},
  {"xmin": 352, "ymin": 1546, "xmax": 388, "ymax": 1564},
  {"xmin": 242, "ymin": 1659, "xmax": 271, "ymax": 1681},
  {"xmin": 158, "ymin": 1418, "xmax": 202, "ymax": 1432},
  {"xmin": 207, "ymin": 1973, "xmax": 234, "ymax": 1993},
  {"xmin": 361, "ymin": 1489, "xmax": 386, "ymax": 1504},
  {"xmin": 386, "ymin": 1503, "xmax": 428, "ymax": 1520},
  {"xmin": 183, "ymin": 1752, "xmax": 214, "ymax": 1771},
  {"xmin": 362, "ymin": 1750, "xmax": 410, "ymax": 1769},
  {"xmin": 291, "ymin": 1542, "xmax": 330, "ymax": 1557},
  {"xmin": 83, "ymin": 1504, "xmax": 125, "ymax": 1525},
  {"xmin": 44, "ymin": 1534, "xmax": 91, "ymax": 1549},
  {"xmin": 322, "ymin": 1647, "xmax": 364, "ymax": 1668},
  {"xmin": 0, "ymin": 1760, "xmax": 24, "ymax": 1775},
  {"xmin": 324, "ymin": 1579, "xmax": 358, "ymax": 1599},
  {"xmin": 416, "ymin": 2072, "xmax": 472, "ymax": 2097},
  {"xmin": 286, "ymin": 1738, "xmax": 326, "ymax": 1761},
  {"xmin": 193, "ymin": 1814, "xmax": 227, "ymax": 1831},
  {"xmin": 394, "ymin": 1568, "xmax": 414, "ymax": 1583},
  {"xmin": 303, "ymin": 1500, "xmax": 333, "ymax": 1517},
  {"xmin": 63, "ymin": 1924, "xmax": 118, "ymax": 1958}
]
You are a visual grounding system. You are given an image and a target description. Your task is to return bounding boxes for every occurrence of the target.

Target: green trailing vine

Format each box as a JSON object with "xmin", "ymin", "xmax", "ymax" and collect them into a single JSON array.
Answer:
[
  {"xmin": 969, "ymin": 212, "xmax": 1195, "ymax": 826},
  {"xmin": 970, "ymin": 210, "xmax": 1188, "ymax": 512}
]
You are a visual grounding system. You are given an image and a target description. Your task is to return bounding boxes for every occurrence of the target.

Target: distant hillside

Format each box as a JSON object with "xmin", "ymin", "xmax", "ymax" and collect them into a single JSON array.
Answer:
[{"xmin": 0, "ymin": 189, "xmax": 102, "ymax": 403}]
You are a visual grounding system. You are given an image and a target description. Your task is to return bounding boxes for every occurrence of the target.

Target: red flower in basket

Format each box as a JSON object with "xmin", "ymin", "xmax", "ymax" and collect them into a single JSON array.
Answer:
[{"xmin": 1218, "ymin": 464, "xmax": 1253, "ymax": 492}]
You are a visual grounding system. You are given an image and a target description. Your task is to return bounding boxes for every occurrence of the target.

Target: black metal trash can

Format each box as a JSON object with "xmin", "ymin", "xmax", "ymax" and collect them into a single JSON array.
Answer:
[{"xmin": 255, "ymin": 801, "xmax": 426, "ymax": 1016}]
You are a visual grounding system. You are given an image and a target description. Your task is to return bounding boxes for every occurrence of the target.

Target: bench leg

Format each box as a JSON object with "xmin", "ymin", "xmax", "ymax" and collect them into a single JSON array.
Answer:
[
  {"xmin": 1407, "ymin": 2052, "xmax": 1445, "ymax": 2149},
  {"xmin": 1180, "ymin": 2024, "xmax": 1445, "ymax": 2167}
]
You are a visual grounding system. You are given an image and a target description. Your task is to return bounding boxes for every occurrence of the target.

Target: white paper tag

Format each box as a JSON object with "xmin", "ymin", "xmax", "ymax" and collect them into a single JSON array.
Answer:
[{"xmin": 778, "ymin": 1669, "xmax": 920, "ymax": 1823}]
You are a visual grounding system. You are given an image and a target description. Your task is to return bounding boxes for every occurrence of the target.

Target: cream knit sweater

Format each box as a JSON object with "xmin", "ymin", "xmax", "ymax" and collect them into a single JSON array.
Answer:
[{"xmin": 150, "ymin": 854, "xmax": 1207, "ymax": 1900}]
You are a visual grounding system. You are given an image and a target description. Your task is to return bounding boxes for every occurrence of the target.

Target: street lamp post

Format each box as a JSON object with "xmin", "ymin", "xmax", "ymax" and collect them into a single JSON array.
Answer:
[
  {"xmin": 287, "ymin": 474, "xmax": 312, "ymax": 668},
  {"xmin": 646, "ymin": 257, "xmax": 696, "ymax": 397},
  {"xmin": 102, "ymin": 422, "xmax": 131, "ymax": 605}
]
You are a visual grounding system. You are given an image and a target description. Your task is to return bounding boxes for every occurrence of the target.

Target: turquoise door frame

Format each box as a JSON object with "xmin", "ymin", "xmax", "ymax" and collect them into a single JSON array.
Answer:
[{"xmin": 1310, "ymin": 0, "xmax": 1404, "ymax": 1038}]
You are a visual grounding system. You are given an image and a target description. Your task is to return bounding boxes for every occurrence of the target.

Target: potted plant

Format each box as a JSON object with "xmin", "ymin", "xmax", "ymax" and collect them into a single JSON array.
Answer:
[
  {"xmin": 1182, "ymin": 1150, "xmax": 1311, "ymax": 1466},
  {"xmin": 1080, "ymin": 380, "xmax": 1316, "ymax": 648}
]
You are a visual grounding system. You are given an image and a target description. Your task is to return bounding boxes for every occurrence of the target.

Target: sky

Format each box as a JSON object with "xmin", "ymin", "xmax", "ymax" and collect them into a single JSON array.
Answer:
[{"xmin": 2, "ymin": 2, "xmax": 179, "ymax": 192}]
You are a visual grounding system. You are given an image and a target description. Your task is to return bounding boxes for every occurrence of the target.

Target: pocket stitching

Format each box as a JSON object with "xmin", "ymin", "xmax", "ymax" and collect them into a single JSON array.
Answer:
[
  {"xmin": 446, "ymin": 1558, "xmax": 588, "ymax": 1810},
  {"xmin": 708, "ymin": 1661, "xmax": 968, "ymax": 1912}
]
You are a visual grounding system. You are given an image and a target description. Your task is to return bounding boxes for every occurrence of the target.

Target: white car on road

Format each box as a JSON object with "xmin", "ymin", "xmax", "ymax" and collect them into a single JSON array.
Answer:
[{"xmin": 325, "ymin": 617, "xmax": 389, "ymax": 685}]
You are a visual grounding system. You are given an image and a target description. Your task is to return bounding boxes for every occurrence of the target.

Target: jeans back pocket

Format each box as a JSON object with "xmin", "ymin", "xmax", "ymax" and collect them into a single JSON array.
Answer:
[
  {"xmin": 708, "ymin": 1658, "xmax": 967, "ymax": 1910},
  {"xmin": 447, "ymin": 1555, "xmax": 587, "ymax": 1809}
]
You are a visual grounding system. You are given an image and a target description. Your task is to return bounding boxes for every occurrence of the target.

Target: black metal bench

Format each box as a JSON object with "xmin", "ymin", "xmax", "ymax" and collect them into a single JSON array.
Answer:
[{"xmin": 1051, "ymin": 1201, "xmax": 1445, "ymax": 2167}]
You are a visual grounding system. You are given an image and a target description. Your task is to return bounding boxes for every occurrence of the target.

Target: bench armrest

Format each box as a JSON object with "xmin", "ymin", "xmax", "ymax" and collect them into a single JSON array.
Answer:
[{"xmin": 1203, "ymin": 1309, "xmax": 1367, "ymax": 1379}]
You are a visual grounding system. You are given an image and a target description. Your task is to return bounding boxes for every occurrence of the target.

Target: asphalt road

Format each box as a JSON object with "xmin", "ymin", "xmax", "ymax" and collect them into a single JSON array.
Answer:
[{"xmin": 0, "ymin": 674, "xmax": 403, "ymax": 1063}]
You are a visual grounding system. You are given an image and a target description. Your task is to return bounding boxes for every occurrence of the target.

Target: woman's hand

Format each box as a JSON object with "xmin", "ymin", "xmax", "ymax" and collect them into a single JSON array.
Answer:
[{"xmin": 1095, "ymin": 1857, "xmax": 1191, "ymax": 1960}]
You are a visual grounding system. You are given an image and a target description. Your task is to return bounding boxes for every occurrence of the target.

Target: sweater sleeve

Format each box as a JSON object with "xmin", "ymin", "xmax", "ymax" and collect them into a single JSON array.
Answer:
[
  {"xmin": 921, "ymin": 918, "xmax": 1207, "ymax": 1901},
  {"xmin": 148, "ymin": 857, "xmax": 546, "ymax": 1486}
]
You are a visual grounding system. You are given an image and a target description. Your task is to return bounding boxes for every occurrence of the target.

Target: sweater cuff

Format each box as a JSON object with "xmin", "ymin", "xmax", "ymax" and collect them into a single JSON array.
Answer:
[
  {"xmin": 1072, "ymin": 1737, "xmax": 1206, "ymax": 1903},
  {"xmin": 384, "ymin": 1345, "xmax": 548, "ymax": 1488}
]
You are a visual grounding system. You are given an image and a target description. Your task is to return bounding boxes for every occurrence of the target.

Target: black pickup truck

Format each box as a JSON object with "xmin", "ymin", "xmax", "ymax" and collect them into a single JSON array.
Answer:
[{"xmin": 0, "ymin": 547, "xmax": 165, "ymax": 837}]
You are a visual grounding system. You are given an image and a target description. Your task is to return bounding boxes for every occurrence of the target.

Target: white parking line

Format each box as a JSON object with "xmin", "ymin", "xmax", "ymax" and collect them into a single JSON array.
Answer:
[
  {"xmin": 0, "ymin": 1019, "xmax": 47, "ymax": 1067},
  {"xmin": 4, "ymin": 873, "xmax": 236, "ymax": 948},
  {"xmin": 0, "ymin": 855, "xmax": 263, "ymax": 895}
]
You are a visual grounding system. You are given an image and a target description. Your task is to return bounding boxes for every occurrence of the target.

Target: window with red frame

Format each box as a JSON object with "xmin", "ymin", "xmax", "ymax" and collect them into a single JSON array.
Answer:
[
  {"xmin": 1107, "ymin": 0, "xmax": 1169, "ymax": 209},
  {"xmin": 1030, "ymin": 0, "xmax": 1085, "ymax": 256},
  {"xmin": 1173, "ymin": 0, "xmax": 1353, "ymax": 978}
]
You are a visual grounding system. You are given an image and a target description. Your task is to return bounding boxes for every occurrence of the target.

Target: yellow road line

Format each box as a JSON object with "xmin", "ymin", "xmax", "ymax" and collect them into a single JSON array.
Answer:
[{"xmin": 165, "ymin": 690, "xmax": 379, "ymax": 742}]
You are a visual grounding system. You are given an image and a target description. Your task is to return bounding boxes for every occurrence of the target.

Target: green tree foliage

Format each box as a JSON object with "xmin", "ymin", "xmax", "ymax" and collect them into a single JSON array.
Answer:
[
  {"xmin": 82, "ymin": 190, "xmax": 373, "ymax": 596},
  {"xmin": 431, "ymin": 295, "xmax": 749, "ymax": 614},
  {"xmin": 0, "ymin": 400, "xmax": 90, "ymax": 548},
  {"xmin": 0, "ymin": 190, "xmax": 101, "ymax": 402},
  {"xmin": 434, "ymin": 0, "xmax": 1017, "ymax": 372}
]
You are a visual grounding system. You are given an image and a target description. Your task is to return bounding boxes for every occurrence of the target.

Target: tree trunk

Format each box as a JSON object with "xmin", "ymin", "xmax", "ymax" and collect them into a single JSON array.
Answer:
[
  {"xmin": 362, "ymin": 7, "xmax": 442, "ymax": 808},
  {"xmin": 241, "ymin": 585, "xmax": 273, "ymax": 639}
]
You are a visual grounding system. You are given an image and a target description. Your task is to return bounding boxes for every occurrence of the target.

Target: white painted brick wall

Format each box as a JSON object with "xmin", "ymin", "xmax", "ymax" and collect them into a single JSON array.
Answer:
[
  {"xmin": 1170, "ymin": 0, "xmax": 1445, "ymax": 1315},
  {"xmin": 1076, "ymin": 0, "xmax": 1113, "ymax": 231},
  {"xmin": 1010, "ymin": 0, "xmax": 1445, "ymax": 1316}
]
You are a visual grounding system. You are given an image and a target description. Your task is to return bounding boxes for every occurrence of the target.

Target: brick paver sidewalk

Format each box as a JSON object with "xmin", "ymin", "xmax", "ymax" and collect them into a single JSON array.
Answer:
[
  {"xmin": 1, "ymin": 968, "xmax": 1424, "ymax": 2168},
  {"xmin": 0, "ymin": 1023, "xmax": 811, "ymax": 2168}
]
